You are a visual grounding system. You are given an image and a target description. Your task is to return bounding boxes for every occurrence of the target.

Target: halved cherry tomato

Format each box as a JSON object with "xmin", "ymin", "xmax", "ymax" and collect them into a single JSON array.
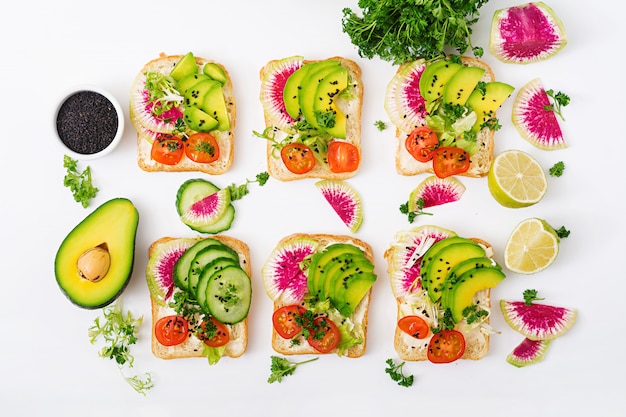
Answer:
[
  {"xmin": 327, "ymin": 141, "xmax": 360, "ymax": 173},
  {"xmin": 427, "ymin": 329, "xmax": 466, "ymax": 363},
  {"xmin": 272, "ymin": 305, "xmax": 307, "ymax": 339},
  {"xmin": 154, "ymin": 315, "xmax": 189, "ymax": 347},
  {"xmin": 405, "ymin": 126, "xmax": 439, "ymax": 162},
  {"xmin": 281, "ymin": 143, "xmax": 316, "ymax": 174},
  {"xmin": 151, "ymin": 133, "xmax": 184, "ymax": 165},
  {"xmin": 197, "ymin": 317, "xmax": 230, "ymax": 347},
  {"xmin": 306, "ymin": 316, "xmax": 341, "ymax": 354},
  {"xmin": 431, "ymin": 146, "xmax": 470, "ymax": 178},
  {"xmin": 398, "ymin": 315, "xmax": 430, "ymax": 339},
  {"xmin": 185, "ymin": 132, "xmax": 220, "ymax": 163}
]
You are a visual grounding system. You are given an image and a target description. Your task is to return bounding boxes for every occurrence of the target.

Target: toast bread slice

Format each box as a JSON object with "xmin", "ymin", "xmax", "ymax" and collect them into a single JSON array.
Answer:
[
  {"xmin": 148, "ymin": 235, "xmax": 250, "ymax": 359},
  {"xmin": 385, "ymin": 235, "xmax": 495, "ymax": 361},
  {"xmin": 259, "ymin": 57, "xmax": 363, "ymax": 181},
  {"xmin": 268, "ymin": 233, "xmax": 374, "ymax": 358},
  {"xmin": 131, "ymin": 53, "xmax": 236, "ymax": 174},
  {"xmin": 393, "ymin": 57, "xmax": 497, "ymax": 178}
]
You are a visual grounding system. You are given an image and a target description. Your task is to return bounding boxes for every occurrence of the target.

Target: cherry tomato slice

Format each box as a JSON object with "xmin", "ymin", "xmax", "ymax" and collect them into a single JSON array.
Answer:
[
  {"xmin": 198, "ymin": 317, "xmax": 230, "ymax": 348},
  {"xmin": 281, "ymin": 143, "xmax": 316, "ymax": 174},
  {"xmin": 398, "ymin": 315, "xmax": 430, "ymax": 339},
  {"xmin": 307, "ymin": 316, "xmax": 341, "ymax": 354},
  {"xmin": 405, "ymin": 126, "xmax": 439, "ymax": 162},
  {"xmin": 431, "ymin": 146, "xmax": 470, "ymax": 178},
  {"xmin": 151, "ymin": 134, "xmax": 184, "ymax": 165},
  {"xmin": 327, "ymin": 141, "xmax": 360, "ymax": 173},
  {"xmin": 272, "ymin": 305, "xmax": 307, "ymax": 339},
  {"xmin": 427, "ymin": 329, "xmax": 466, "ymax": 363},
  {"xmin": 154, "ymin": 315, "xmax": 189, "ymax": 347},
  {"xmin": 185, "ymin": 132, "xmax": 219, "ymax": 163}
]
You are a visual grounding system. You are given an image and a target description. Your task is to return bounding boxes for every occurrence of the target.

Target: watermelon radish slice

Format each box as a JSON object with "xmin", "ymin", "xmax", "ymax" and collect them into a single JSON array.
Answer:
[
  {"xmin": 385, "ymin": 59, "xmax": 428, "ymax": 134},
  {"xmin": 179, "ymin": 188, "xmax": 231, "ymax": 230},
  {"xmin": 262, "ymin": 237, "xmax": 320, "ymax": 304},
  {"xmin": 507, "ymin": 337, "xmax": 552, "ymax": 367},
  {"xmin": 130, "ymin": 72, "xmax": 184, "ymax": 133},
  {"xmin": 500, "ymin": 299, "xmax": 577, "ymax": 341},
  {"xmin": 315, "ymin": 180, "xmax": 363, "ymax": 233},
  {"xmin": 259, "ymin": 56, "xmax": 303, "ymax": 131},
  {"xmin": 387, "ymin": 225, "xmax": 456, "ymax": 298},
  {"xmin": 146, "ymin": 238, "xmax": 197, "ymax": 306},
  {"xmin": 490, "ymin": 2, "xmax": 567, "ymax": 64},
  {"xmin": 408, "ymin": 175, "xmax": 465, "ymax": 212},
  {"xmin": 512, "ymin": 78, "xmax": 566, "ymax": 150}
]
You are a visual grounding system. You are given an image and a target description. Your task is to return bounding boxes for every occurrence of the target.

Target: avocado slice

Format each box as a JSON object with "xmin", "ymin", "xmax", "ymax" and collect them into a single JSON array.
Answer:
[
  {"xmin": 442, "ymin": 66, "xmax": 486, "ymax": 106},
  {"xmin": 177, "ymin": 73, "xmax": 210, "ymax": 96},
  {"xmin": 170, "ymin": 52, "xmax": 199, "ymax": 82},
  {"xmin": 420, "ymin": 236, "xmax": 475, "ymax": 292},
  {"xmin": 202, "ymin": 62, "xmax": 228, "ymax": 85},
  {"xmin": 307, "ymin": 243, "xmax": 364, "ymax": 299},
  {"xmin": 54, "ymin": 198, "xmax": 139, "ymax": 309},
  {"xmin": 298, "ymin": 60, "xmax": 342, "ymax": 129},
  {"xmin": 446, "ymin": 266, "xmax": 506, "ymax": 323},
  {"xmin": 201, "ymin": 82, "xmax": 230, "ymax": 131},
  {"xmin": 325, "ymin": 255, "xmax": 374, "ymax": 304},
  {"xmin": 466, "ymin": 81, "xmax": 515, "ymax": 132},
  {"xmin": 423, "ymin": 241, "xmax": 486, "ymax": 303},
  {"xmin": 283, "ymin": 63, "xmax": 313, "ymax": 119},
  {"xmin": 313, "ymin": 66, "xmax": 349, "ymax": 138},
  {"xmin": 440, "ymin": 257, "xmax": 500, "ymax": 308},
  {"xmin": 419, "ymin": 59, "xmax": 462, "ymax": 105},
  {"xmin": 334, "ymin": 271, "xmax": 376, "ymax": 317}
]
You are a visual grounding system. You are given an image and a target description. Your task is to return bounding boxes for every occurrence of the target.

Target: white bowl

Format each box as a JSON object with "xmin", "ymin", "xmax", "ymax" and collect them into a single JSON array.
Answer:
[{"xmin": 53, "ymin": 85, "xmax": 125, "ymax": 160}]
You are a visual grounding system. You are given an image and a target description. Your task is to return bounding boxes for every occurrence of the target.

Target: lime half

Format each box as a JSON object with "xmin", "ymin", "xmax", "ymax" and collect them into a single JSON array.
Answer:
[
  {"xmin": 488, "ymin": 150, "xmax": 547, "ymax": 208},
  {"xmin": 504, "ymin": 218, "xmax": 559, "ymax": 274}
]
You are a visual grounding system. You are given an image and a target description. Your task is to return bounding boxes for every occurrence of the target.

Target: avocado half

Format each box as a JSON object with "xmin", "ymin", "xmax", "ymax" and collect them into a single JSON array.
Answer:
[{"xmin": 55, "ymin": 198, "xmax": 139, "ymax": 309}]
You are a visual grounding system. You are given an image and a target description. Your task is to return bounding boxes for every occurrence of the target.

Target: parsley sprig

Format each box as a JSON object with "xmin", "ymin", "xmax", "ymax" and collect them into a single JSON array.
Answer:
[
  {"xmin": 63, "ymin": 155, "xmax": 98, "ymax": 208},
  {"xmin": 549, "ymin": 161, "xmax": 565, "ymax": 177},
  {"xmin": 88, "ymin": 301, "xmax": 153, "ymax": 395},
  {"xmin": 342, "ymin": 0, "xmax": 488, "ymax": 64},
  {"xmin": 225, "ymin": 172, "xmax": 270, "ymax": 201},
  {"xmin": 400, "ymin": 199, "xmax": 433, "ymax": 223},
  {"xmin": 523, "ymin": 289, "xmax": 545, "ymax": 306},
  {"xmin": 544, "ymin": 89, "xmax": 570, "ymax": 121},
  {"xmin": 385, "ymin": 358, "xmax": 414, "ymax": 387},
  {"xmin": 268, "ymin": 356, "xmax": 318, "ymax": 383}
]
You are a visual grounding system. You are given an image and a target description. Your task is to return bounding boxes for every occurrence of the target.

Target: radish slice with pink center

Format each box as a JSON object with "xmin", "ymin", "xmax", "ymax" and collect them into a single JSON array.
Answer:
[
  {"xmin": 316, "ymin": 180, "xmax": 363, "ymax": 233},
  {"xmin": 408, "ymin": 175, "xmax": 465, "ymax": 212}
]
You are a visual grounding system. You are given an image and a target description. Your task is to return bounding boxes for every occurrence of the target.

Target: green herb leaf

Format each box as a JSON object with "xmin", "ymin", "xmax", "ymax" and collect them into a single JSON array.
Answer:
[
  {"xmin": 554, "ymin": 225, "xmax": 570, "ymax": 239},
  {"xmin": 523, "ymin": 289, "xmax": 545, "ymax": 306},
  {"xmin": 544, "ymin": 89, "xmax": 570, "ymax": 121},
  {"xmin": 374, "ymin": 120, "xmax": 387, "ymax": 131},
  {"xmin": 549, "ymin": 161, "xmax": 565, "ymax": 177},
  {"xmin": 385, "ymin": 358, "xmax": 414, "ymax": 387},
  {"xmin": 88, "ymin": 301, "xmax": 153, "ymax": 395},
  {"xmin": 63, "ymin": 155, "xmax": 98, "ymax": 208},
  {"xmin": 225, "ymin": 172, "xmax": 270, "ymax": 201},
  {"xmin": 400, "ymin": 199, "xmax": 433, "ymax": 223},
  {"xmin": 342, "ymin": 0, "xmax": 489, "ymax": 64},
  {"xmin": 268, "ymin": 356, "xmax": 318, "ymax": 384}
]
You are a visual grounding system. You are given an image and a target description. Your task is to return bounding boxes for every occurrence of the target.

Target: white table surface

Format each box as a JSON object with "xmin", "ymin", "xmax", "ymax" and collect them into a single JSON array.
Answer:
[{"xmin": 2, "ymin": 0, "xmax": 624, "ymax": 415}]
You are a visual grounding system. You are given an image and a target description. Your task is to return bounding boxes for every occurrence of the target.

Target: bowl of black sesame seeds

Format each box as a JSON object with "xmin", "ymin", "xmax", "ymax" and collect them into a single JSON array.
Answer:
[{"xmin": 54, "ymin": 85, "xmax": 124, "ymax": 160}]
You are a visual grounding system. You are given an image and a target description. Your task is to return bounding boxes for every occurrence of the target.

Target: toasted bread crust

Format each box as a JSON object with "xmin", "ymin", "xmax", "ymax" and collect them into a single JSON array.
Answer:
[
  {"xmin": 268, "ymin": 233, "xmax": 374, "ymax": 358},
  {"xmin": 393, "ymin": 57, "xmax": 497, "ymax": 178},
  {"xmin": 132, "ymin": 53, "xmax": 236, "ymax": 175},
  {"xmin": 260, "ymin": 57, "xmax": 363, "ymax": 181},
  {"xmin": 148, "ymin": 235, "xmax": 250, "ymax": 360}
]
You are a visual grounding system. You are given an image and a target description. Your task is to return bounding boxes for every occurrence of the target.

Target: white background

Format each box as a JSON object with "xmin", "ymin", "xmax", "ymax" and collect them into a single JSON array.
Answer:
[{"xmin": 2, "ymin": 0, "xmax": 624, "ymax": 415}]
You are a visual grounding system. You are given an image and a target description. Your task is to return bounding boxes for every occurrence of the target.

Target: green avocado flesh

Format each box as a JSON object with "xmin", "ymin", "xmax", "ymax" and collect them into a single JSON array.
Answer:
[
  {"xmin": 307, "ymin": 243, "xmax": 376, "ymax": 316},
  {"xmin": 170, "ymin": 52, "xmax": 198, "ymax": 82},
  {"xmin": 447, "ymin": 266, "xmax": 506, "ymax": 323},
  {"xmin": 54, "ymin": 198, "xmax": 139, "ymax": 309}
]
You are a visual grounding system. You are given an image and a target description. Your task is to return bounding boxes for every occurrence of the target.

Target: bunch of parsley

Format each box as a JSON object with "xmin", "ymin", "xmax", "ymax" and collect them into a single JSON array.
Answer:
[{"xmin": 342, "ymin": 0, "xmax": 490, "ymax": 64}]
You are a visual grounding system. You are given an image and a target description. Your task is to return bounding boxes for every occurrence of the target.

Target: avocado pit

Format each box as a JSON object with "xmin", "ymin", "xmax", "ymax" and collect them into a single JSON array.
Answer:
[{"xmin": 77, "ymin": 243, "xmax": 111, "ymax": 282}]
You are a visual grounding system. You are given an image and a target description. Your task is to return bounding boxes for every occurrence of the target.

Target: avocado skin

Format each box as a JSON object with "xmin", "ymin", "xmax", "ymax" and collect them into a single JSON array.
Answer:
[{"xmin": 54, "ymin": 198, "xmax": 139, "ymax": 309}]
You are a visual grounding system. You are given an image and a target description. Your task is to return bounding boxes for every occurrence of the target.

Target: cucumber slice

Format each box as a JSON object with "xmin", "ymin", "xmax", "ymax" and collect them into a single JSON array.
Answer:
[
  {"xmin": 188, "ymin": 245, "xmax": 239, "ymax": 296},
  {"xmin": 205, "ymin": 265, "xmax": 252, "ymax": 324},
  {"xmin": 173, "ymin": 238, "xmax": 223, "ymax": 292},
  {"xmin": 193, "ymin": 204, "xmax": 235, "ymax": 234},
  {"xmin": 176, "ymin": 179, "xmax": 235, "ymax": 234},
  {"xmin": 196, "ymin": 257, "xmax": 240, "ymax": 312}
]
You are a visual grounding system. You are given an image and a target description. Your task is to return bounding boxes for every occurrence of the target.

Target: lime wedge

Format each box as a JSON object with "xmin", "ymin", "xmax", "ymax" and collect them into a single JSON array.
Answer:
[
  {"xmin": 504, "ymin": 218, "xmax": 559, "ymax": 274},
  {"xmin": 488, "ymin": 150, "xmax": 547, "ymax": 208}
]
